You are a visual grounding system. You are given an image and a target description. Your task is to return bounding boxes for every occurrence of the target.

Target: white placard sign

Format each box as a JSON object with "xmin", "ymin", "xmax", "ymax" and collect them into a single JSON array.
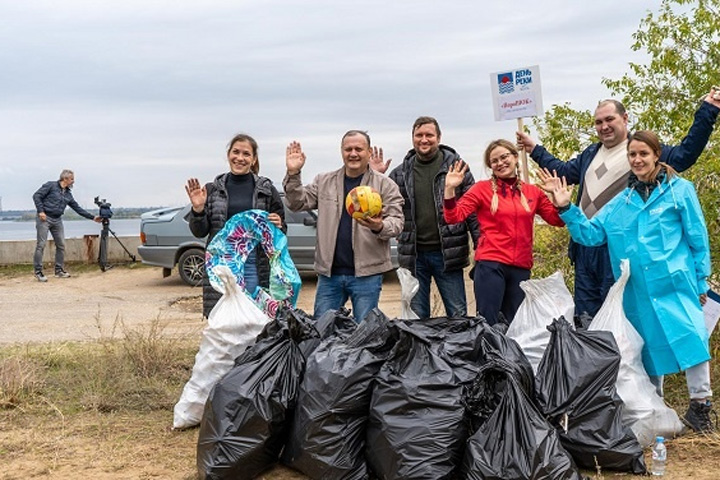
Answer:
[{"xmin": 490, "ymin": 65, "xmax": 544, "ymax": 121}]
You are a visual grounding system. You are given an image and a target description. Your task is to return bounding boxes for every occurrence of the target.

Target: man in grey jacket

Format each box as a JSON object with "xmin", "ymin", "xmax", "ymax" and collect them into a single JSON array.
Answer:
[
  {"xmin": 283, "ymin": 130, "xmax": 404, "ymax": 323},
  {"xmin": 32, "ymin": 169, "xmax": 100, "ymax": 282}
]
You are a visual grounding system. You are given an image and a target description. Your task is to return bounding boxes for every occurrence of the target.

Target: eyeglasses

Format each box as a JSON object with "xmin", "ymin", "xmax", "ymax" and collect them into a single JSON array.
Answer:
[{"xmin": 489, "ymin": 152, "xmax": 516, "ymax": 166}]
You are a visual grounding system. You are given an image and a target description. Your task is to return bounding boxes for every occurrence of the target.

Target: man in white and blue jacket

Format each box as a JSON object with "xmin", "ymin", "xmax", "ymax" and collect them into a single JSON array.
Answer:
[
  {"xmin": 32, "ymin": 169, "xmax": 100, "ymax": 282},
  {"xmin": 516, "ymin": 88, "xmax": 720, "ymax": 318}
]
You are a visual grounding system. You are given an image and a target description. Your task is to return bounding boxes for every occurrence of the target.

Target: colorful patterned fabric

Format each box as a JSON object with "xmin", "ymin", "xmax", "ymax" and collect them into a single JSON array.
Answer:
[{"xmin": 206, "ymin": 209, "xmax": 301, "ymax": 317}]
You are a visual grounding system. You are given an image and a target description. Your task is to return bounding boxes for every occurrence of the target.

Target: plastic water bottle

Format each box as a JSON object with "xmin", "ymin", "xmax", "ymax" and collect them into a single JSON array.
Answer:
[{"xmin": 651, "ymin": 436, "xmax": 666, "ymax": 476}]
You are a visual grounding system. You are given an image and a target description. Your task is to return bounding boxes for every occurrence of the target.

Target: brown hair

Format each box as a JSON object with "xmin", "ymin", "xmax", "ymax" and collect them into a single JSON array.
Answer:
[
  {"xmin": 412, "ymin": 116, "xmax": 441, "ymax": 137},
  {"xmin": 227, "ymin": 133, "xmax": 259, "ymax": 174},
  {"xmin": 627, "ymin": 130, "xmax": 677, "ymax": 183},
  {"xmin": 483, "ymin": 139, "xmax": 529, "ymax": 215},
  {"xmin": 596, "ymin": 99, "xmax": 627, "ymax": 116}
]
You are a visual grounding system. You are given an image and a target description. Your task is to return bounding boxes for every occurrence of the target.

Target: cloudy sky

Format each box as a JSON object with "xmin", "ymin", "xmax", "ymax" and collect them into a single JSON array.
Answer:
[{"xmin": 1, "ymin": 0, "xmax": 660, "ymax": 211}]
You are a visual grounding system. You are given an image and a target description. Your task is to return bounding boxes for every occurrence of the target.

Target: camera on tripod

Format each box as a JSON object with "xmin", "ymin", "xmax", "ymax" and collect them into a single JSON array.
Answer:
[
  {"xmin": 94, "ymin": 196, "xmax": 113, "ymax": 221},
  {"xmin": 93, "ymin": 195, "xmax": 136, "ymax": 271}
]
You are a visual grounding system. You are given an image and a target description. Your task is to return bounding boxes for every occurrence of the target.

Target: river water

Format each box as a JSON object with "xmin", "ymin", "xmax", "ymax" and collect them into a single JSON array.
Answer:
[{"xmin": 0, "ymin": 218, "xmax": 141, "ymax": 241}]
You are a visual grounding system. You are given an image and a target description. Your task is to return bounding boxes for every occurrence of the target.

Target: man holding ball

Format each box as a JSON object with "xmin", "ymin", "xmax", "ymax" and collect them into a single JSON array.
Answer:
[{"xmin": 283, "ymin": 130, "xmax": 404, "ymax": 323}]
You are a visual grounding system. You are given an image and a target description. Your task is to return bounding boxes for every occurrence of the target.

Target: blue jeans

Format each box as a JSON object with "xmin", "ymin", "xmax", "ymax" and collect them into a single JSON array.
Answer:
[
  {"xmin": 410, "ymin": 250, "xmax": 467, "ymax": 318},
  {"xmin": 314, "ymin": 273, "xmax": 383, "ymax": 323},
  {"xmin": 34, "ymin": 216, "xmax": 65, "ymax": 273}
]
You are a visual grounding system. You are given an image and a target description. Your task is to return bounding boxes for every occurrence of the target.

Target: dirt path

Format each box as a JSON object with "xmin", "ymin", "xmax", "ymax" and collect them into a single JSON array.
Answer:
[{"xmin": 0, "ymin": 266, "xmax": 410, "ymax": 344}]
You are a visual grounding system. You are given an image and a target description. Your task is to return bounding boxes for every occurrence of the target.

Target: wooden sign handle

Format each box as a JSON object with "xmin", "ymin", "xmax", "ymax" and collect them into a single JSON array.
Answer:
[{"xmin": 517, "ymin": 118, "xmax": 529, "ymax": 183}]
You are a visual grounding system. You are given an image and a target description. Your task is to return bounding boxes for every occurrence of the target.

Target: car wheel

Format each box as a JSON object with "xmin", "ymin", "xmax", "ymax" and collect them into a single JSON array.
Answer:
[{"xmin": 178, "ymin": 248, "xmax": 205, "ymax": 286}]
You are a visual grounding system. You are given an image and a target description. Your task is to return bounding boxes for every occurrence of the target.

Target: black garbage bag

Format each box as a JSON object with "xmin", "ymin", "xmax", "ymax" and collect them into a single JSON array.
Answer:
[
  {"xmin": 282, "ymin": 309, "xmax": 398, "ymax": 480},
  {"xmin": 365, "ymin": 317, "xmax": 487, "ymax": 480},
  {"xmin": 461, "ymin": 359, "xmax": 586, "ymax": 480},
  {"xmin": 535, "ymin": 317, "xmax": 646, "ymax": 474},
  {"xmin": 476, "ymin": 322, "xmax": 535, "ymax": 399},
  {"xmin": 573, "ymin": 311, "xmax": 593, "ymax": 330},
  {"xmin": 313, "ymin": 307, "xmax": 358, "ymax": 340},
  {"xmin": 258, "ymin": 307, "xmax": 353, "ymax": 358},
  {"xmin": 196, "ymin": 307, "xmax": 318, "ymax": 480}
]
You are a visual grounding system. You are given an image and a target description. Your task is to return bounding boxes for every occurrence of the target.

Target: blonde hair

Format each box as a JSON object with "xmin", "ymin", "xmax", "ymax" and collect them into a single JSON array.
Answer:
[{"xmin": 484, "ymin": 139, "xmax": 530, "ymax": 215}]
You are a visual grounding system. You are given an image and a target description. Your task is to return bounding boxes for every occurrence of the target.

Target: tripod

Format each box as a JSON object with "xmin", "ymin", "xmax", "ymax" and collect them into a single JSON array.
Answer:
[{"xmin": 98, "ymin": 218, "xmax": 137, "ymax": 271}]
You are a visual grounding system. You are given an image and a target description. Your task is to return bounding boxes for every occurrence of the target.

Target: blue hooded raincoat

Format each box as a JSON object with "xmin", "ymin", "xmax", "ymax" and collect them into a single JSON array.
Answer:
[{"xmin": 560, "ymin": 175, "xmax": 711, "ymax": 376}]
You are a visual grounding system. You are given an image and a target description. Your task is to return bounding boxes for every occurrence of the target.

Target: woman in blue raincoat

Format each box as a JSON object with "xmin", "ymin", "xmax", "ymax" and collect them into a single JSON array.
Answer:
[{"xmin": 547, "ymin": 130, "xmax": 713, "ymax": 433}]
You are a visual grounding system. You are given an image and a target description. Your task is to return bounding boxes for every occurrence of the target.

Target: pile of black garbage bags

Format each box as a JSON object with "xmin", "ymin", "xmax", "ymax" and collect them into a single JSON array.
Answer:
[{"xmin": 196, "ymin": 308, "xmax": 647, "ymax": 480}]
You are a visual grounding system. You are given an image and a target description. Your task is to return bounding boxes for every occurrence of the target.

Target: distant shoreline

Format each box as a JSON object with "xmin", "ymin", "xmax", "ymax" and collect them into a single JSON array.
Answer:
[
  {"xmin": 0, "ymin": 207, "xmax": 165, "ymax": 222},
  {"xmin": 0, "ymin": 217, "xmax": 142, "ymax": 241}
]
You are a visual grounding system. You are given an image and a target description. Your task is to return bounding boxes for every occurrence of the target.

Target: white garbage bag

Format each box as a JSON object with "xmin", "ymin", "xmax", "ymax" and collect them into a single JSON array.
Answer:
[
  {"xmin": 397, "ymin": 267, "xmax": 420, "ymax": 320},
  {"xmin": 588, "ymin": 259, "xmax": 683, "ymax": 446},
  {"xmin": 173, "ymin": 265, "xmax": 270, "ymax": 429},
  {"xmin": 506, "ymin": 271, "xmax": 575, "ymax": 374}
]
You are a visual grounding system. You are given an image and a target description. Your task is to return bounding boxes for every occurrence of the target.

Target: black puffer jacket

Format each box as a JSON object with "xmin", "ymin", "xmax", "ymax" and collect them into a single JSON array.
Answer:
[
  {"xmin": 388, "ymin": 145, "xmax": 480, "ymax": 274},
  {"xmin": 187, "ymin": 173, "xmax": 286, "ymax": 318}
]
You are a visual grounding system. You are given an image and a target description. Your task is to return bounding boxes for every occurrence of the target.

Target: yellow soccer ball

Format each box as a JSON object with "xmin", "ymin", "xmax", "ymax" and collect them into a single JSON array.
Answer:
[{"xmin": 345, "ymin": 186, "xmax": 383, "ymax": 219}]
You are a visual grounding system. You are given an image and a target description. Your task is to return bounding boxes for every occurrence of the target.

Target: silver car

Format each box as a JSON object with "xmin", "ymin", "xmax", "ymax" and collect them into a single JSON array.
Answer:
[{"xmin": 138, "ymin": 200, "xmax": 318, "ymax": 286}]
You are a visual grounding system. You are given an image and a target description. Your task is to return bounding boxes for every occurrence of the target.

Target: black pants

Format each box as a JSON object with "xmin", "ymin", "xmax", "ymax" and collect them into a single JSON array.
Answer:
[{"xmin": 473, "ymin": 260, "xmax": 530, "ymax": 326}]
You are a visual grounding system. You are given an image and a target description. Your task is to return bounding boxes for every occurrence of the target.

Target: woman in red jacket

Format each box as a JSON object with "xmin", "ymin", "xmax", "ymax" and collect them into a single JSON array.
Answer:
[{"xmin": 443, "ymin": 139, "xmax": 564, "ymax": 325}]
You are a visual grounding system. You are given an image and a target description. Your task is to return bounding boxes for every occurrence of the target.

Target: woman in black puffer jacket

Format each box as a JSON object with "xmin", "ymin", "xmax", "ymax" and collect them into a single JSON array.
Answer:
[{"xmin": 185, "ymin": 133, "xmax": 286, "ymax": 318}]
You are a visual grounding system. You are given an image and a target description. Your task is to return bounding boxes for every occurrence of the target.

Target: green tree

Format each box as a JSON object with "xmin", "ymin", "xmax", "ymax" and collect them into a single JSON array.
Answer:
[
  {"xmin": 534, "ymin": 0, "xmax": 720, "ymax": 289},
  {"xmin": 532, "ymin": 103, "xmax": 595, "ymax": 161}
]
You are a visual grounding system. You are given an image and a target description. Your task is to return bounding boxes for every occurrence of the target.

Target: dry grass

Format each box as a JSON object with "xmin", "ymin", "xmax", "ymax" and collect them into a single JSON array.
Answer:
[
  {"xmin": 1, "ymin": 296, "xmax": 720, "ymax": 478},
  {"xmin": 0, "ymin": 355, "xmax": 45, "ymax": 408}
]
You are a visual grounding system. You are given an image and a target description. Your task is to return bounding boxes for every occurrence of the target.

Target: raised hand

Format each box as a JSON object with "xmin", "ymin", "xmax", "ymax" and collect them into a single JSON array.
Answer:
[
  {"xmin": 550, "ymin": 173, "xmax": 573, "ymax": 208},
  {"xmin": 516, "ymin": 131, "xmax": 537, "ymax": 154},
  {"xmin": 185, "ymin": 178, "xmax": 206, "ymax": 213},
  {"xmin": 704, "ymin": 86, "xmax": 720, "ymax": 109},
  {"xmin": 286, "ymin": 141, "xmax": 306, "ymax": 175},
  {"xmin": 370, "ymin": 146, "xmax": 392, "ymax": 174},
  {"xmin": 536, "ymin": 167, "xmax": 561, "ymax": 193},
  {"xmin": 444, "ymin": 160, "xmax": 468, "ymax": 198}
]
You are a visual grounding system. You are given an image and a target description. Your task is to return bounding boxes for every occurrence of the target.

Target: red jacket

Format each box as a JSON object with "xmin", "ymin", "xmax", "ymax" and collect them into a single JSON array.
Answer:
[{"xmin": 443, "ymin": 178, "xmax": 564, "ymax": 269}]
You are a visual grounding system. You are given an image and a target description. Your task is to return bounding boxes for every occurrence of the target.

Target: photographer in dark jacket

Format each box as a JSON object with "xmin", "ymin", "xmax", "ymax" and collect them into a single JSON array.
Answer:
[
  {"xmin": 185, "ymin": 133, "xmax": 286, "ymax": 318},
  {"xmin": 32, "ymin": 169, "xmax": 101, "ymax": 282},
  {"xmin": 384, "ymin": 117, "xmax": 479, "ymax": 318}
]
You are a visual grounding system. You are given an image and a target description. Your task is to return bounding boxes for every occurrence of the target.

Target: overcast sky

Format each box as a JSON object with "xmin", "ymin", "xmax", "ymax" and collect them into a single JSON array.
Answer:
[{"xmin": 0, "ymin": 1, "xmax": 660, "ymax": 211}]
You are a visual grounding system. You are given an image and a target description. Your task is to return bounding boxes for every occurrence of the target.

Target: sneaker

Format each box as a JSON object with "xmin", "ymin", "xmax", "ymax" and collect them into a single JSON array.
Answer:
[
  {"xmin": 55, "ymin": 270, "xmax": 71, "ymax": 278},
  {"xmin": 684, "ymin": 399, "xmax": 717, "ymax": 433},
  {"xmin": 35, "ymin": 272, "xmax": 48, "ymax": 283}
]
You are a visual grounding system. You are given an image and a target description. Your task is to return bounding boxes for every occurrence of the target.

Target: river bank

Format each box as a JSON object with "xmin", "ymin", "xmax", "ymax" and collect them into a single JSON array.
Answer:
[{"xmin": 0, "ymin": 218, "xmax": 141, "ymax": 241}]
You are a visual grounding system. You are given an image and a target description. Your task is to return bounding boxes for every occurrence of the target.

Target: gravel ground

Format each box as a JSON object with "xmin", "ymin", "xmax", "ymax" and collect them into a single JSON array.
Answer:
[{"xmin": 0, "ymin": 265, "xmax": 409, "ymax": 344}]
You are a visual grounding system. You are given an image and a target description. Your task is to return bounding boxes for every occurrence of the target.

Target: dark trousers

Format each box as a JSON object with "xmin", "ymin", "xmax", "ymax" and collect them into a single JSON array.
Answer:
[
  {"xmin": 573, "ymin": 244, "xmax": 615, "ymax": 319},
  {"xmin": 473, "ymin": 260, "xmax": 530, "ymax": 326}
]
